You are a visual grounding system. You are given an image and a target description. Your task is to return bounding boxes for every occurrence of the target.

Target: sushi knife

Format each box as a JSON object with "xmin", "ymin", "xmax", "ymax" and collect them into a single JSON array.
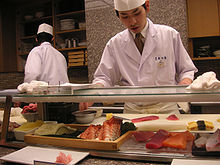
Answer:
[{"xmin": 113, "ymin": 115, "xmax": 131, "ymax": 121}]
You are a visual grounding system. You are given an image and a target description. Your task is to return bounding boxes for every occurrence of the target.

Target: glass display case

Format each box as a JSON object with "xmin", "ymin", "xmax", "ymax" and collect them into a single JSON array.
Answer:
[
  {"xmin": 8, "ymin": 85, "xmax": 220, "ymax": 103},
  {"xmin": 1, "ymin": 85, "xmax": 220, "ymax": 161}
]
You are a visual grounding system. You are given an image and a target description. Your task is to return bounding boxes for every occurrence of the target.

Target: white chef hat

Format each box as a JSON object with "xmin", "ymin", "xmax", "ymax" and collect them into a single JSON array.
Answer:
[
  {"xmin": 114, "ymin": 0, "xmax": 146, "ymax": 11},
  {"xmin": 37, "ymin": 23, "xmax": 53, "ymax": 36}
]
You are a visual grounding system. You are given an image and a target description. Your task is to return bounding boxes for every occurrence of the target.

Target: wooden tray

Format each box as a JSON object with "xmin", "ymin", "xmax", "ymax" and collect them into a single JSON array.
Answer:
[{"xmin": 24, "ymin": 125, "xmax": 131, "ymax": 151}]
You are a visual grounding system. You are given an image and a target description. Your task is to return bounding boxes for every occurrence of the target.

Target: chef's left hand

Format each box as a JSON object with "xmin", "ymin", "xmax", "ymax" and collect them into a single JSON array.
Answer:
[
  {"xmin": 79, "ymin": 102, "xmax": 94, "ymax": 111},
  {"xmin": 178, "ymin": 78, "xmax": 192, "ymax": 85}
]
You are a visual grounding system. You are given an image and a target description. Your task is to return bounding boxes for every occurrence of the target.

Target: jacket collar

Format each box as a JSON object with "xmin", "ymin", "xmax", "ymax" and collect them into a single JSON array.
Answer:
[
  {"xmin": 130, "ymin": 19, "xmax": 149, "ymax": 39},
  {"xmin": 123, "ymin": 18, "xmax": 157, "ymax": 65}
]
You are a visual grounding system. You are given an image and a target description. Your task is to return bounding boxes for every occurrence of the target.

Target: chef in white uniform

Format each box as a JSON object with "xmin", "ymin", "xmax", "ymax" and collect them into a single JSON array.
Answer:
[
  {"xmin": 24, "ymin": 23, "xmax": 69, "ymax": 85},
  {"xmin": 81, "ymin": 0, "xmax": 198, "ymax": 114}
]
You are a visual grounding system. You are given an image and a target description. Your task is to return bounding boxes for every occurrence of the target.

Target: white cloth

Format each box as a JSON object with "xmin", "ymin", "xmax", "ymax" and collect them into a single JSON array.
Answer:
[
  {"xmin": 24, "ymin": 42, "xmax": 69, "ymax": 85},
  {"xmin": 17, "ymin": 80, "xmax": 48, "ymax": 93},
  {"xmin": 186, "ymin": 71, "xmax": 220, "ymax": 90},
  {"xmin": 93, "ymin": 19, "xmax": 197, "ymax": 113}
]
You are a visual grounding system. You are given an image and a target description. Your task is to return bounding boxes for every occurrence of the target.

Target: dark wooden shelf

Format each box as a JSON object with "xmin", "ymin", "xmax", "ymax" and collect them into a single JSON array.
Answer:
[
  {"xmin": 18, "ymin": 53, "xmax": 29, "ymax": 56},
  {"xmin": 18, "ymin": 46, "xmax": 87, "ymax": 56},
  {"xmin": 56, "ymin": 10, "xmax": 85, "ymax": 17},
  {"xmin": 20, "ymin": 35, "xmax": 35, "ymax": 40},
  {"xmin": 55, "ymin": 28, "xmax": 86, "ymax": 34},
  {"xmin": 19, "ymin": 15, "xmax": 53, "ymax": 24},
  {"xmin": 192, "ymin": 57, "xmax": 220, "ymax": 61},
  {"xmin": 57, "ymin": 46, "xmax": 87, "ymax": 51},
  {"xmin": 16, "ymin": 0, "xmax": 86, "ymax": 71}
]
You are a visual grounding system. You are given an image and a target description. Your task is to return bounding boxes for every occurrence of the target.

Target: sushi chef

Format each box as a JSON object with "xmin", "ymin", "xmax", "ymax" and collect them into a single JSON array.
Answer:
[
  {"xmin": 24, "ymin": 23, "xmax": 69, "ymax": 85},
  {"xmin": 80, "ymin": 0, "xmax": 197, "ymax": 114}
]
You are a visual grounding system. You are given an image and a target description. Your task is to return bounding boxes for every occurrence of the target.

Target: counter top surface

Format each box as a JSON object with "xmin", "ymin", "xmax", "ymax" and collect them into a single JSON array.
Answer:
[
  {"xmin": 1, "ymin": 114, "xmax": 220, "ymax": 164},
  {"xmin": 0, "ymin": 146, "xmax": 169, "ymax": 165}
]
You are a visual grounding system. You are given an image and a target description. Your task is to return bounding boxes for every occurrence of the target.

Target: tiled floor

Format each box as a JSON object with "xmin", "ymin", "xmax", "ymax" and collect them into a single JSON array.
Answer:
[{"xmin": 0, "ymin": 147, "xmax": 17, "ymax": 165}]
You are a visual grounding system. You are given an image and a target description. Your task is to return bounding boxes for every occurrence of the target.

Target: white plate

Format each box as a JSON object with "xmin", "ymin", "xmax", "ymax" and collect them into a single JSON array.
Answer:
[
  {"xmin": 171, "ymin": 159, "xmax": 220, "ymax": 165},
  {"xmin": 0, "ymin": 146, "xmax": 89, "ymax": 165}
]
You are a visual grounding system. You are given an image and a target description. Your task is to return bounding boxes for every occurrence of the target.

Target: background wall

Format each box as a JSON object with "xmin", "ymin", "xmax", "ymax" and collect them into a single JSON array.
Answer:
[
  {"xmin": 0, "ymin": 72, "xmax": 24, "ymax": 90},
  {"xmin": 0, "ymin": 2, "xmax": 17, "ymax": 72},
  {"xmin": 85, "ymin": 0, "xmax": 189, "ymax": 82},
  {"xmin": 0, "ymin": 68, "xmax": 88, "ymax": 90}
]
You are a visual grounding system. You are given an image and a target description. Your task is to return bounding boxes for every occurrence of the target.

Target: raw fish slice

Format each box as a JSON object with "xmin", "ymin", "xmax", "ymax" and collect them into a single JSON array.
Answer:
[
  {"xmin": 206, "ymin": 129, "xmax": 220, "ymax": 151},
  {"xmin": 194, "ymin": 136, "xmax": 208, "ymax": 148},
  {"xmin": 87, "ymin": 125, "xmax": 101, "ymax": 139},
  {"xmin": 103, "ymin": 117, "xmax": 122, "ymax": 141},
  {"xmin": 166, "ymin": 114, "xmax": 179, "ymax": 120},
  {"xmin": 115, "ymin": 118, "xmax": 122, "ymax": 139},
  {"xmin": 103, "ymin": 120, "xmax": 112, "ymax": 141},
  {"xmin": 146, "ymin": 141, "xmax": 193, "ymax": 155},
  {"xmin": 86, "ymin": 125, "xmax": 96, "ymax": 139},
  {"xmin": 79, "ymin": 117, "xmax": 122, "ymax": 141},
  {"xmin": 97, "ymin": 126, "xmax": 104, "ymax": 140},
  {"xmin": 112, "ymin": 123, "xmax": 118, "ymax": 140},
  {"xmin": 169, "ymin": 131, "xmax": 195, "ymax": 141},
  {"xmin": 79, "ymin": 124, "xmax": 94, "ymax": 139},
  {"xmin": 162, "ymin": 133, "xmax": 187, "ymax": 149},
  {"xmin": 132, "ymin": 115, "xmax": 159, "ymax": 123},
  {"xmin": 111, "ymin": 118, "xmax": 122, "ymax": 140},
  {"xmin": 145, "ymin": 129, "xmax": 169, "ymax": 149},
  {"xmin": 184, "ymin": 131, "xmax": 195, "ymax": 141},
  {"xmin": 133, "ymin": 131, "xmax": 155, "ymax": 142},
  {"xmin": 94, "ymin": 125, "xmax": 102, "ymax": 138},
  {"xmin": 114, "ymin": 122, "xmax": 121, "ymax": 140}
]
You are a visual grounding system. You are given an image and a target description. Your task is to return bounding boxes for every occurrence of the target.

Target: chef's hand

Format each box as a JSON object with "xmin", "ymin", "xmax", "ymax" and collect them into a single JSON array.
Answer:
[
  {"xmin": 178, "ymin": 78, "xmax": 192, "ymax": 85},
  {"xmin": 79, "ymin": 83, "xmax": 104, "ymax": 111},
  {"xmin": 79, "ymin": 102, "xmax": 94, "ymax": 111}
]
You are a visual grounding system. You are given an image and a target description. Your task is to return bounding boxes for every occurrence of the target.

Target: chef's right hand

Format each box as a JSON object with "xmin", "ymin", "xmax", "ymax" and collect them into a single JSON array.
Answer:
[
  {"xmin": 79, "ymin": 102, "xmax": 94, "ymax": 111},
  {"xmin": 79, "ymin": 83, "xmax": 103, "ymax": 111}
]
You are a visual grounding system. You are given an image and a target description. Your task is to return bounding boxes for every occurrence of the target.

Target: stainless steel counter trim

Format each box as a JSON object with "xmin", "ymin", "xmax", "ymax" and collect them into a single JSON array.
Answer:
[
  {"xmin": 190, "ymin": 102, "xmax": 220, "ymax": 106},
  {"xmin": 8, "ymin": 94, "xmax": 220, "ymax": 103},
  {"xmin": 89, "ymin": 150, "xmax": 187, "ymax": 163}
]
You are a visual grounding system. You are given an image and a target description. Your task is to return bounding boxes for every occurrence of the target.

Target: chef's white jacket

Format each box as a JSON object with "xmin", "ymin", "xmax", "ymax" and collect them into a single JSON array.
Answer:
[
  {"xmin": 93, "ymin": 19, "xmax": 198, "ymax": 114},
  {"xmin": 24, "ymin": 42, "xmax": 69, "ymax": 85},
  {"xmin": 93, "ymin": 19, "xmax": 197, "ymax": 87}
]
